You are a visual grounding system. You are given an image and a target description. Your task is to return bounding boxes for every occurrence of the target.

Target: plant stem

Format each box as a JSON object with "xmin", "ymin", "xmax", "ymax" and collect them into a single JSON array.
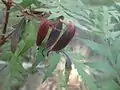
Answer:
[
  {"xmin": 2, "ymin": 8, "xmax": 10, "ymax": 34},
  {"xmin": 1, "ymin": 0, "xmax": 11, "ymax": 37}
]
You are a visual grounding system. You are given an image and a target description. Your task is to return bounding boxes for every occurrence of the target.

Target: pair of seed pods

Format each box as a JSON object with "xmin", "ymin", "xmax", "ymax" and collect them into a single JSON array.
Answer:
[{"xmin": 36, "ymin": 16, "xmax": 76, "ymax": 52}]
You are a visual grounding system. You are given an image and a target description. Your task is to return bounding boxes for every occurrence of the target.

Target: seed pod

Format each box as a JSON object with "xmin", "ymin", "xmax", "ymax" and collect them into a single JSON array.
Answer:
[
  {"xmin": 36, "ymin": 19, "xmax": 50, "ymax": 46},
  {"xmin": 52, "ymin": 22, "xmax": 76, "ymax": 51},
  {"xmin": 46, "ymin": 16, "xmax": 64, "ymax": 48}
]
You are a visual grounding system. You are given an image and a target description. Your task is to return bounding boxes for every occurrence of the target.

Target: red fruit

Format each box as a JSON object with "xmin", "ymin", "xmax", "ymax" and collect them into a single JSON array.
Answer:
[
  {"xmin": 36, "ymin": 19, "xmax": 50, "ymax": 46},
  {"xmin": 52, "ymin": 22, "xmax": 76, "ymax": 51},
  {"xmin": 46, "ymin": 16, "xmax": 64, "ymax": 48}
]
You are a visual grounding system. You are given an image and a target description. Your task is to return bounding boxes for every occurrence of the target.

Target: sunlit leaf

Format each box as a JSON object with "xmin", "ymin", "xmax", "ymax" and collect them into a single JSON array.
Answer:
[
  {"xmin": 20, "ymin": 0, "xmax": 35, "ymax": 7},
  {"xmin": 16, "ymin": 20, "xmax": 37, "ymax": 56},
  {"xmin": 14, "ymin": 0, "xmax": 23, "ymax": 3},
  {"xmin": 0, "ymin": 51, "xmax": 12, "ymax": 61},
  {"xmin": 99, "ymin": 79, "xmax": 120, "ymax": 90},
  {"xmin": 4, "ymin": 54, "xmax": 27, "ymax": 90},
  {"xmin": 81, "ymin": 0, "xmax": 114, "ymax": 6},
  {"xmin": 43, "ymin": 52, "xmax": 60, "ymax": 82},
  {"xmin": 80, "ymin": 39, "xmax": 112, "ymax": 58},
  {"xmin": 31, "ymin": 46, "xmax": 46, "ymax": 71},
  {"xmin": 84, "ymin": 60, "xmax": 116, "ymax": 73},
  {"xmin": 73, "ymin": 60, "xmax": 98, "ymax": 90}
]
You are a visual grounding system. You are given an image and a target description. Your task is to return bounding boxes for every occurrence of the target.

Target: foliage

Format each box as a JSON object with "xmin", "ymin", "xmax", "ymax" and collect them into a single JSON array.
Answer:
[{"xmin": 0, "ymin": 0, "xmax": 120, "ymax": 90}]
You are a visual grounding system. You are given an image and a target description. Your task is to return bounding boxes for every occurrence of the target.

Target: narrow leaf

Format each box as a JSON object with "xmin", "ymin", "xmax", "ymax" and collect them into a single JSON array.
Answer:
[
  {"xmin": 42, "ymin": 53, "xmax": 60, "ymax": 82},
  {"xmin": 11, "ymin": 18, "xmax": 26, "ymax": 53},
  {"xmin": 73, "ymin": 60, "xmax": 98, "ymax": 90}
]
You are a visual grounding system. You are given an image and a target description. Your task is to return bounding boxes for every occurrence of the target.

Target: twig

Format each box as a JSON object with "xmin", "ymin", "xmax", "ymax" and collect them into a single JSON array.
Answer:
[
  {"xmin": 2, "ymin": 9, "xmax": 10, "ymax": 34},
  {"xmin": 4, "ymin": 30, "xmax": 15, "ymax": 39},
  {"xmin": 0, "ymin": 30, "xmax": 15, "ymax": 46},
  {"xmin": 13, "ymin": 2, "xmax": 51, "ymax": 20},
  {"xmin": 1, "ymin": 0, "xmax": 13, "ymax": 35}
]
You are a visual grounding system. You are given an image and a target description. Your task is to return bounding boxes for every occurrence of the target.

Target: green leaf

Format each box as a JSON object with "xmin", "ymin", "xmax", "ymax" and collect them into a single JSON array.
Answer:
[
  {"xmin": 43, "ymin": 53, "xmax": 60, "ymax": 82},
  {"xmin": 20, "ymin": 0, "xmax": 35, "ymax": 7},
  {"xmin": 16, "ymin": 20, "xmax": 37, "ymax": 56},
  {"xmin": 99, "ymin": 79, "xmax": 120, "ymax": 90},
  {"xmin": 11, "ymin": 17, "xmax": 26, "ymax": 53},
  {"xmin": 80, "ymin": 39, "xmax": 112, "ymax": 58},
  {"xmin": 14, "ymin": 40, "xmax": 26, "ymax": 56},
  {"xmin": 67, "ymin": 52, "xmax": 86, "ymax": 60},
  {"xmin": 84, "ymin": 60, "xmax": 116, "ymax": 73},
  {"xmin": 4, "ymin": 54, "xmax": 27, "ymax": 90},
  {"xmin": 31, "ymin": 46, "xmax": 45, "ymax": 72},
  {"xmin": 115, "ymin": 53, "xmax": 120, "ymax": 69},
  {"xmin": 81, "ymin": 0, "xmax": 114, "ymax": 6},
  {"xmin": 10, "ymin": 55, "xmax": 27, "ymax": 77},
  {"xmin": 60, "ymin": 0, "xmax": 84, "ymax": 13},
  {"xmin": 0, "ymin": 51, "xmax": 12, "ymax": 61},
  {"xmin": 73, "ymin": 60, "xmax": 98, "ymax": 90},
  {"xmin": 14, "ymin": 0, "xmax": 23, "ymax": 3}
]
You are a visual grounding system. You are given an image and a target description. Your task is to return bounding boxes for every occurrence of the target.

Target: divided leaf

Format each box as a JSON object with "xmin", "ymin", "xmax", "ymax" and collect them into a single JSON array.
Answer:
[
  {"xmin": 11, "ymin": 18, "xmax": 26, "ymax": 53},
  {"xmin": 15, "ymin": 20, "xmax": 37, "ymax": 56},
  {"xmin": 42, "ymin": 53, "xmax": 60, "ymax": 82}
]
